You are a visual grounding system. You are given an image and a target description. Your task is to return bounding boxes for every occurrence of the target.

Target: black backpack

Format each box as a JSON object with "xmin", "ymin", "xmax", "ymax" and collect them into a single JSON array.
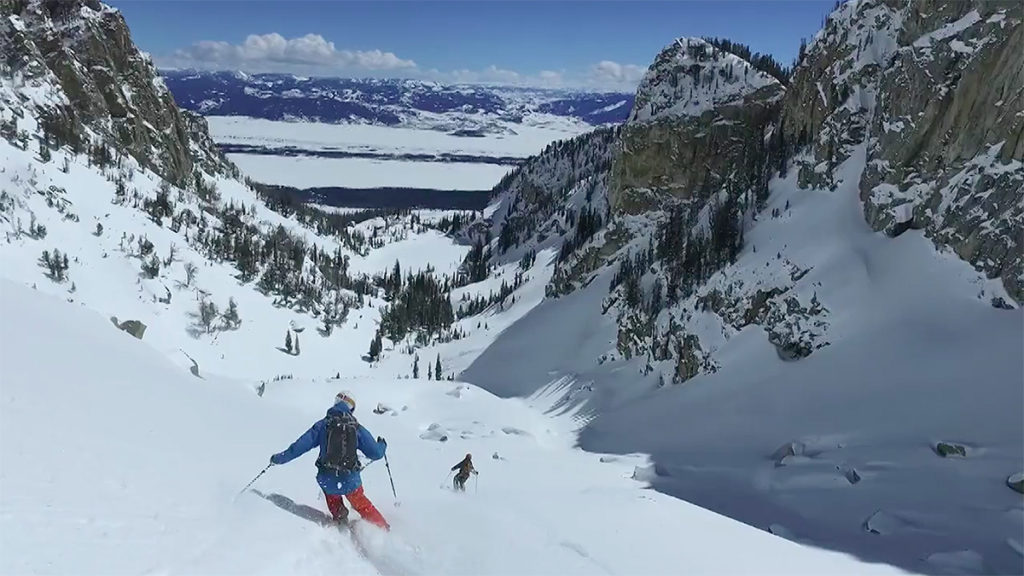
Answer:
[{"xmin": 317, "ymin": 411, "xmax": 360, "ymax": 473}]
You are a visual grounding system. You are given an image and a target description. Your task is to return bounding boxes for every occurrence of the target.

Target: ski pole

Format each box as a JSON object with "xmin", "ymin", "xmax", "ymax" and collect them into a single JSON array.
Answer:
[
  {"xmin": 238, "ymin": 464, "xmax": 271, "ymax": 496},
  {"xmin": 475, "ymin": 472, "xmax": 479, "ymax": 494},
  {"xmin": 383, "ymin": 452, "xmax": 399, "ymax": 505}
]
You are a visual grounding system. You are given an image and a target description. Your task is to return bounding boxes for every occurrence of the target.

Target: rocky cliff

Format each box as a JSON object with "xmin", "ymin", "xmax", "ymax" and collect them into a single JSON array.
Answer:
[
  {"xmin": 611, "ymin": 38, "xmax": 784, "ymax": 216},
  {"xmin": 0, "ymin": 0, "xmax": 236, "ymax": 186},
  {"xmin": 782, "ymin": 0, "xmax": 1022, "ymax": 299},
  {"xmin": 470, "ymin": 0, "xmax": 1022, "ymax": 386}
]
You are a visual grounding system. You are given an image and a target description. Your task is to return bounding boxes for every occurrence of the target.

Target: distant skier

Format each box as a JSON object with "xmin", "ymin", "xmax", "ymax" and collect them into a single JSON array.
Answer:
[
  {"xmin": 451, "ymin": 453, "xmax": 478, "ymax": 491},
  {"xmin": 269, "ymin": 391, "xmax": 390, "ymax": 530}
]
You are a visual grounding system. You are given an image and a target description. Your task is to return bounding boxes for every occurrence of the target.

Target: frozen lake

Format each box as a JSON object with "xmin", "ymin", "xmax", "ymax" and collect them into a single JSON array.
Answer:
[{"xmin": 209, "ymin": 116, "xmax": 590, "ymax": 192}]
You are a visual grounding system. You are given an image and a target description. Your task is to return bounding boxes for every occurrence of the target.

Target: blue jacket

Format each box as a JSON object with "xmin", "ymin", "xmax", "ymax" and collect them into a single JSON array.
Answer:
[{"xmin": 270, "ymin": 403, "xmax": 385, "ymax": 495}]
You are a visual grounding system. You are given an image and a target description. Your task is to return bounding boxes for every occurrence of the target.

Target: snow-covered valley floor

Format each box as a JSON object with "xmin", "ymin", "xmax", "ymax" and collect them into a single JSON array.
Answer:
[
  {"xmin": 0, "ymin": 279, "xmax": 905, "ymax": 575},
  {"xmin": 209, "ymin": 116, "xmax": 588, "ymax": 191}
]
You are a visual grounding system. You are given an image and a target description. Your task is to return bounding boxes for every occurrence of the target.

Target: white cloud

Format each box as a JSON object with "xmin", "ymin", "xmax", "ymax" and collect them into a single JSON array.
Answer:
[
  {"xmin": 169, "ymin": 33, "xmax": 416, "ymax": 72},
  {"xmin": 446, "ymin": 65, "xmax": 522, "ymax": 85},
  {"xmin": 586, "ymin": 60, "xmax": 647, "ymax": 91},
  {"xmin": 538, "ymin": 70, "xmax": 564, "ymax": 87},
  {"xmin": 420, "ymin": 66, "xmax": 569, "ymax": 89},
  {"xmin": 160, "ymin": 32, "xmax": 643, "ymax": 92}
]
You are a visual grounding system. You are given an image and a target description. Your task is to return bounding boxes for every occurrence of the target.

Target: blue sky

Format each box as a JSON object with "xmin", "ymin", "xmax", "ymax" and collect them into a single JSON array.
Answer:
[{"xmin": 113, "ymin": 1, "xmax": 835, "ymax": 90}]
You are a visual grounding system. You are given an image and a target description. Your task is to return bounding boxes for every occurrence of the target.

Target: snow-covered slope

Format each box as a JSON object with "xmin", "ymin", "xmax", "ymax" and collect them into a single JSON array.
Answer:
[
  {"xmin": 2, "ymin": 0, "xmax": 1020, "ymax": 574},
  {"xmin": 456, "ymin": 3, "xmax": 1024, "ymax": 574},
  {"xmin": 464, "ymin": 144, "xmax": 1024, "ymax": 575},
  {"xmin": 0, "ymin": 279, "xmax": 906, "ymax": 575}
]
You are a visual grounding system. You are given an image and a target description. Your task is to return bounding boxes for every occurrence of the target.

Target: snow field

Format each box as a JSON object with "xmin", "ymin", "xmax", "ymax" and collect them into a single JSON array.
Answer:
[
  {"xmin": 0, "ymin": 279, "xmax": 907, "ymax": 575},
  {"xmin": 207, "ymin": 116, "xmax": 591, "ymax": 159},
  {"xmin": 226, "ymin": 153, "xmax": 511, "ymax": 191},
  {"xmin": 463, "ymin": 146, "xmax": 1024, "ymax": 574}
]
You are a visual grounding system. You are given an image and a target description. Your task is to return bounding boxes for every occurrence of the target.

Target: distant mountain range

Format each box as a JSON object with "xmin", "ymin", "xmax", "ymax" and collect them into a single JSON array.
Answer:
[{"xmin": 160, "ymin": 70, "xmax": 634, "ymax": 130}]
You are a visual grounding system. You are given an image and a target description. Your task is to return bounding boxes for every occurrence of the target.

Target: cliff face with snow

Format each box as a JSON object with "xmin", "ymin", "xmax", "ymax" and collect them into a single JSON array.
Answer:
[
  {"xmin": 474, "ymin": 1, "xmax": 1022, "ymax": 386},
  {"xmin": 1, "ymin": 0, "xmax": 236, "ymax": 185},
  {"xmin": 0, "ymin": 0, "xmax": 399, "ymax": 382},
  {"xmin": 610, "ymin": 38, "xmax": 784, "ymax": 216},
  {"xmin": 783, "ymin": 0, "xmax": 1022, "ymax": 299},
  {"xmin": 462, "ymin": 3, "xmax": 1023, "ymax": 571},
  {"xmin": 628, "ymin": 37, "xmax": 782, "ymax": 124}
]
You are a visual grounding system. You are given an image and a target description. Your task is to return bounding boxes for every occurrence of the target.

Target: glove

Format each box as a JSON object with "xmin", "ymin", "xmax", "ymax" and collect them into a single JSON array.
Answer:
[
  {"xmin": 377, "ymin": 436, "xmax": 387, "ymax": 446},
  {"xmin": 269, "ymin": 453, "xmax": 283, "ymax": 466}
]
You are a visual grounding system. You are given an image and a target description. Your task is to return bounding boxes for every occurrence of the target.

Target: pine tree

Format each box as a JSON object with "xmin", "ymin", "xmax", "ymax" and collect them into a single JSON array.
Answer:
[
  {"xmin": 222, "ymin": 297, "xmax": 240, "ymax": 329},
  {"xmin": 285, "ymin": 331, "xmax": 293, "ymax": 354},
  {"xmin": 435, "ymin": 354, "xmax": 442, "ymax": 381},
  {"xmin": 184, "ymin": 262, "xmax": 197, "ymax": 286},
  {"xmin": 294, "ymin": 333, "xmax": 300, "ymax": 356},
  {"xmin": 428, "ymin": 362, "xmax": 433, "ymax": 380},
  {"xmin": 142, "ymin": 254, "xmax": 160, "ymax": 279},
  {"xmin": 412, "ymin": 354, "xmax": 420, "ymax": 379},
  {"xmin": 199, "ymin": 299, "xmax": 218, "ymax": 333},
  {"xmin": 368, "ymin": 332, "xmax": 382, "ymax": 361},
  {"xmin": 322, "ymin": 309, "xmax": 334, "ymax": 336}
]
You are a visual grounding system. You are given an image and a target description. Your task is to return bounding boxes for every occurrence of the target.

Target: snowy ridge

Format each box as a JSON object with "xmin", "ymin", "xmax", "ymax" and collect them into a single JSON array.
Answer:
[
  {"xmin": 162, "ymin": 70, "xmax": 635, "ymax": 130},
  {"xmin": 629, "ymin": 37, "xmax": 780, "ymax": 123}
]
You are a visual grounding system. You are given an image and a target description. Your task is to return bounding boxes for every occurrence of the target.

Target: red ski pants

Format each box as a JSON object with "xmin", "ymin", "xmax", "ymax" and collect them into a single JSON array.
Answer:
[{"xmin": 325, "ymin": 486, "xmax": 390, "ymax": 531}]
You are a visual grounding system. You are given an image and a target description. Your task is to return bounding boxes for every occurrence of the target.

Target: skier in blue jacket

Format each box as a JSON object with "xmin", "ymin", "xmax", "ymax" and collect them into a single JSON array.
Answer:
[{"xmin": 269, "ymin": 391, "xmax": 390, "ymax": 530}]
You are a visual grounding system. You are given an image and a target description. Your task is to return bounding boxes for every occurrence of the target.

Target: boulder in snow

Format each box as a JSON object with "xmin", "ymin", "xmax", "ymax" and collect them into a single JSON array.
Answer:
[
  {"xmin": 837, "ymin": 463, "xmax": 861, "ymax": 485},
  {"xmin": 446, "ymin": 385, "xmax": 468, "ymax": 398},
  {"xmin": 632, "ymin": 463, "xmax": 670, "ymax": 483},
  {"xmin": 768, "ymin": 523, "xmax": 796, "ymax": 539},
  {"xmin": 924, "ymin": 549, "xmax": 985, "ymax": 574},
  {"xmin": 935, "ymin": 442, "xmax": 968, "ymax": 458},
  {"xmin": 110, "ymin": 316, "xmax": 147, "ymax": 340},
  {"xmin": 419, "ymin": 423, "xmax": 448, "ymax": 442},
  {"xmin": 771, "ymin": 441, "xmax": 805, "ymax": 466},
  {"xmin": 863, "ymin": 510, "xmax": 907, "ymax": 535},
  {"xmin": 373, "ymin": 402, "xmax": 396, "ymax": 416},
  {"xmin": 501, "ymin": 426, "xmax": 531, "ymax": 437},
  {"xmin": 1007, "ymin": 472, "xmax": 1024, "ymax": 494}
]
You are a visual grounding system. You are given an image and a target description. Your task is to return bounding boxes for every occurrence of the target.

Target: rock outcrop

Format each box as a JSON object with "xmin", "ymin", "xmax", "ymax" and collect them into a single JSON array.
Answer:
[
  {"xmin": 109, "ymin": 316, "xmax": 146, "ymax": 340},
  {"xmin": 0, "ymin": 0, "xmax": 235, "ymax": 186},
  {"xmin": 935, "ymin": 442, "xmax": 968, "ymax": 458},
  {"xmin": 782, "ymin": 0, "xmax": 1023, "ymax": 300},
  {"xmin": 1007, "ymin": 472, "xmax": 1024, "ymax": 494},
  {"xmin": 611, "ymin": 37, "xmax": 783, "ymax": 215},
  {"xmin": 467, "ymin": 0, "xmax": 1021, "ymax": 385}
]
